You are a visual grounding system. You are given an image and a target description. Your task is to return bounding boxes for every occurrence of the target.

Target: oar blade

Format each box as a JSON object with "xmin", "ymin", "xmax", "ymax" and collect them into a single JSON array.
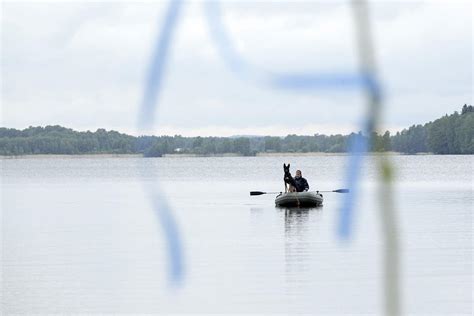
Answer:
[
  {"xmin": 333, "ymin": 189, "xmax": 350, "ymax": 193},
  {"xmin": 250, "ymin": 191, "xmax": 265, "ymax": 196}
]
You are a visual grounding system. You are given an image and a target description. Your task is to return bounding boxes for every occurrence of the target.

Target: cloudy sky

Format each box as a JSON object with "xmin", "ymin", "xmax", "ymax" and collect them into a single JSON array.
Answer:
[{"xmin": 1, "ymin": 0, "xmax": 472, "ymax": 136}]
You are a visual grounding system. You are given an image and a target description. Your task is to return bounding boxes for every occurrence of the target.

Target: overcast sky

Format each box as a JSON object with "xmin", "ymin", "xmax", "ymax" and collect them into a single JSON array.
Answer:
[{"xmin": 1, "ymin": 0, "xmax": 472, "ymax": 136}]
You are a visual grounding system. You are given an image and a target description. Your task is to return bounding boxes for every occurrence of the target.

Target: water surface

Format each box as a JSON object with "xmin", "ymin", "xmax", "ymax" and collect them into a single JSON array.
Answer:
[{"xmin": 2, "ymin": 155, "xmax": 472, "ymax": 314}]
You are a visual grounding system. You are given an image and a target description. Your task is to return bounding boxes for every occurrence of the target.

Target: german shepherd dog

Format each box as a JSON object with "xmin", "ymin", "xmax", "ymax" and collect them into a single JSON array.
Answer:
[{"xmin": 283, "ymin": 163, "xmax": 297, "ymax": 193}]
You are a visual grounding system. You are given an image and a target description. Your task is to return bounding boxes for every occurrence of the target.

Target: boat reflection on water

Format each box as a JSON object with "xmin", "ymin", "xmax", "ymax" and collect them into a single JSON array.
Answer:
[
  {"xmin": 279, "ymin": 206, "xmax": 323, "ymax": 234},
  {"xmin": 279, "ymin": 206, "xmax": 323, "ymax": 296}
]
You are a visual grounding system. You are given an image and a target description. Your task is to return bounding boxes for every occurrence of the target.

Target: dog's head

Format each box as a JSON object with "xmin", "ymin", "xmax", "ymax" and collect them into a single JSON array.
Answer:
[{"xmin": 283, "ymin": 163, "xmax": 291, "ymax": 176}]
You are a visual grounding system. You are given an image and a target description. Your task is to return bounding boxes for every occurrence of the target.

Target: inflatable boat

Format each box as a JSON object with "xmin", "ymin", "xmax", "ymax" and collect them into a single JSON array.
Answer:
[{"xmin": 275, "ymin": 191, "xmax": 323, "ymax": 207}]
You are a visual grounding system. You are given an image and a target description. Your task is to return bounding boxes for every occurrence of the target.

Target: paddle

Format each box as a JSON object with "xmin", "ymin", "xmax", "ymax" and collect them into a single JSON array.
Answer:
[
  {"xmin": 250, "ymin": 191, "xmax": 281, "ymax": 196},
  {"xmin": 319, "ymin": 189, "xmax": 350, "ymax": 193},
  {"xmin": 250, "ymin": 189, "xmax": 349, "ymax": 196}
]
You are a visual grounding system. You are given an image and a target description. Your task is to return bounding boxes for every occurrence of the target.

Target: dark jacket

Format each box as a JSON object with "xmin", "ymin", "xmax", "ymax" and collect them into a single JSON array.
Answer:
[{"xmin": 294, "ymin": 176, "xmax": 309, "ymax": 192}]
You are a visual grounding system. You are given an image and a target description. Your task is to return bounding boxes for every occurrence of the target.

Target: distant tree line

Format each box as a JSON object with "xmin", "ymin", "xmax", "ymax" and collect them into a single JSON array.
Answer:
[
  {"xmin": 390, "ymin": 104, "xmax": 473, "ymax": 154},
  {"xmin": 0, "ymin": 105, "xmax": 472, "ymax": 156}
]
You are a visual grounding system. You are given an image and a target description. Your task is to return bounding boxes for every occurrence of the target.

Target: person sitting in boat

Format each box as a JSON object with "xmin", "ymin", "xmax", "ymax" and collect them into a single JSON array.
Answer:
[{"xmin": 294, "ymin": 170, "xmax": 309, "ymax": 192}]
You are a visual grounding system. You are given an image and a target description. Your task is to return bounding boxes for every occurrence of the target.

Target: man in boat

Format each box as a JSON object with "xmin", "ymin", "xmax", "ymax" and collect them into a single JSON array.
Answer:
[{"xmin": 294, "ymin": 170, "xmax": 309, "ymax": 192}]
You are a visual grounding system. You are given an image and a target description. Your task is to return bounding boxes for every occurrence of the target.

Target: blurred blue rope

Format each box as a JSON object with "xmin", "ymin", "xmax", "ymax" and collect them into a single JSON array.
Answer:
[
  {"xmin": 204, "ymin": 1, "xmax": 377, "ymax": 93},
  {"xmin": 139, "ymin": 3, "xmax": 398, "ymax": 313},
  {"xmin": 204, "ymin": 1, "xmax": 380, "ymax": 240},
  {"xmin": 338, "ymin": 129, "xmax": 369, "ymax": 239},
  {"xmin": 138, "ymin": 0, "xmax": 184, "ymax": 285},
  {"xmin": 150, "ymin": 188, "xmax": 184, "ymax": 284},
  {"xmin": 140, "ymin": 0, "xmax": 182, "ymax": 129}
]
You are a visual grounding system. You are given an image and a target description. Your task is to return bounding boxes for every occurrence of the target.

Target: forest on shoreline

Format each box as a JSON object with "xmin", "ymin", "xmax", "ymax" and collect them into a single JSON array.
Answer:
[{"xmin": 1, "ymin": 105, "xmax": 472, "ymax": 156}]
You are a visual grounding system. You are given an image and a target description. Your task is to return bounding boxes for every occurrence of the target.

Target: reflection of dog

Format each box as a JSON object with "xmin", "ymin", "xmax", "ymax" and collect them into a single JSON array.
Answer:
[{"xmin": 283, "ymin": 163, "xmax": 296, "ymax": 193}]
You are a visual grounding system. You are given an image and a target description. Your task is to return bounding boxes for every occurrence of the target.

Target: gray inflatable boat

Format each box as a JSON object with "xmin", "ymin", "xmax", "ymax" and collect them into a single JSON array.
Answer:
[{"xmin": 275, "ymin": 191, "xmax": 323, "ymax": 207}]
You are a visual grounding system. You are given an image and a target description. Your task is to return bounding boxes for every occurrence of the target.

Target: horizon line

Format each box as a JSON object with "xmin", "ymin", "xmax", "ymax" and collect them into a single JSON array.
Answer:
[{"xmin": 1, "ymin": 124, "xmax": 410, "ymax": 138}]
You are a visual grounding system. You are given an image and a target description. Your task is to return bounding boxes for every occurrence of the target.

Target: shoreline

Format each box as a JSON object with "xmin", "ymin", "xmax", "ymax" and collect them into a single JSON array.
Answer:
[
  {"xmin": 256, "ymin": 151, "xmax": 406, "ymax": 157},
  {"xmin": 0, "ymin": 154, "xmax": 143, "ymax": 159},
  {"xmin": 0, "ymin": 151, "xmax": 442, "ymax": 159}
]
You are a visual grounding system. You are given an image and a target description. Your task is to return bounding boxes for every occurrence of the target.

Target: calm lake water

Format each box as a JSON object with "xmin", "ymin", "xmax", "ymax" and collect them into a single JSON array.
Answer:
[{"xmin": 1, "ymin": 155, "xmax": 472, "ymax": 314}]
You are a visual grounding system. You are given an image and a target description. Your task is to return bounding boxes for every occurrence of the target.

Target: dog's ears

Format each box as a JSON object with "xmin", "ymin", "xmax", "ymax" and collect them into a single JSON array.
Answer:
[
  {"xmin": 283, "ymin": 163, "xmax": 286, "ymax": 168},
  {"xmin": 288, "ymin": 163, "xmax": 290, "ymax": 168}
]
